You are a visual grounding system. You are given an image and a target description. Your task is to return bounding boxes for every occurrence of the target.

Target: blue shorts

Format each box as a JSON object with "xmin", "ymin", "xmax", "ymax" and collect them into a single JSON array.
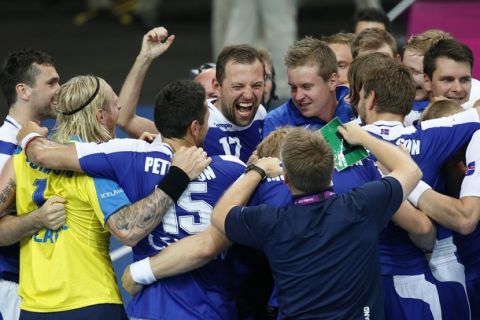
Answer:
[
  {"xmin": 19, "ymin": 303, "xmax": 127, "ymax": 320},
  {"xmin": 467, "ymin": 277, "xmax": 480, "ymax": 320}
]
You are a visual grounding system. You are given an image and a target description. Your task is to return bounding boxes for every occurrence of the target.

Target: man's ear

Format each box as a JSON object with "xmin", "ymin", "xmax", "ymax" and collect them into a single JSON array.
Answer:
[
  {"xmin": 190, "ymin": 120, "xmax": 200, "ymax": 137},
  {"xmin": 96, "ymin": 108, "xmax": 105, "ymax": 124},
  {"xmin": 328, "ymin": 73, "xmax": 338, "ymax": 90},
  {"xmin": 212, "ymin": 77, "xmax": 220, "ymax": 98},
  {"xmin": 368, "ymin": 90, "xmax": 376, "ymax": 111},
  {"xmin": 16, "ymin": 83, "xmax": 31, "ymax": 101},
  {"xmin": 423, "ymin": 74, "xmax": 432, "ymax": 92}
]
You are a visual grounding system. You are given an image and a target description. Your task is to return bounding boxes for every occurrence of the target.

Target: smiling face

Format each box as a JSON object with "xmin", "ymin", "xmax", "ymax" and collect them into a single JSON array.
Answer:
[
  {"xmin": 288, "ymin": 63, "xmax": 337, "ymax": 119},
  {"xmin": 216, "ymin": 59, "xmax": 264, "ymax": 126},
  {"xmin": 402, "ymin": 49, "xmax": 429, "ymax": 101},
  {"xmin": 29, "ymin": 63, "xmax": 60, "ymax": 120},
  {"xmin": 424, "ymin": 57, "xmax": 472, "ymax": 105}
]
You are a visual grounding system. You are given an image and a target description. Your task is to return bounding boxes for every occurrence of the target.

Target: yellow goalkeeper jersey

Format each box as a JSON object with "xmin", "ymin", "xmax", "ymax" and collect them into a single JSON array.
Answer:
[{"xmin": 13, "ymin": 148, "xmax": 130, "ymax": 312}]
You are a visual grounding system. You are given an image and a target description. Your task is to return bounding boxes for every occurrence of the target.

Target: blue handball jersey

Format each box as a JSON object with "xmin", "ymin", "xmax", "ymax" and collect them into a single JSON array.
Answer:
[
  {"xmin": 263, "ymin": 86, "xmax": 356, "ymax": 137},
  {"xmin": 204, "ymin": 99, "xmax": 266, "ymax": 163},
  {"xmin": 363, "ymin": 109, "xmax": 480, "ymax": 275},
  {"xmin": 76, "ymin": 137, "xmax": 246, "ymax": 320},
  {"xmin": 0, "ymin": 116, "xmax": 22, "ymax": 282}
]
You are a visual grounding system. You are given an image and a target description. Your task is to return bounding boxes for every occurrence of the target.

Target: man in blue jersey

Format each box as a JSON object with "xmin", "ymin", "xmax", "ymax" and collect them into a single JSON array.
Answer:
[
  {"xmin": 117, "ymin": 26, "xmax": 266, "ymax": 163},
  {"xmin": 0, "ymin": 49, "xmax": 66, "ymax": 320},
  {"xmin": 401, "ymin": 29, "xmax": 453, "ymax": 125},
  {"xmin": 212, "ymin": 124, "xmax": 421, "ymax": 319},
  {"xmin": 120, "ymin": 124, "xmax": 434, "ymax": 318},
  {"xmin": 263, "ymin": 37, "xmax": 355, "ymax": 137},
  {"xmin": 350, "ymin": 52, "xmax": 480, "ymax": 319},
  {"xmin": 406, "ymin": 103, "xmax": 480, "ymax": 319},
  {"xmin": 204, "ymin": 44, "xmax": 266, "ymax": 162},
  {"xmin": 18, "ymin": 79, "xmax": 249, "ymax": 319},
  {"xmin": 424, "ymin": 39, "xmax": 473, "ymax": 108}
]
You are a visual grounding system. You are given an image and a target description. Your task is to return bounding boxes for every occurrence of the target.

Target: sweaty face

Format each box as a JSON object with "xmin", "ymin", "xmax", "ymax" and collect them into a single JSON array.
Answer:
[
  {"xmin": 29, "ymin": 64, "xmax": 60, "ymax": 121},
  {"xmin": 402, "ymin": 49, "xmax": 429, "ymax": 101},
  {"xmin": 288, "ymin": 64, "xmax": 336, "ymax": 119},
  {"xmin": 218, "ymin": 60, "xmax": 264, "ymax": 126},
  {"xmin": 425, "ymin": 57, "xmax": 472, "ymax": 105},
  {"xmin": 328, "ymin": 43, "xmax": 353, "ymax": 86},
  {"xmin": 102, "ymin": 82, "xmax": 121, "ymax": 137}
]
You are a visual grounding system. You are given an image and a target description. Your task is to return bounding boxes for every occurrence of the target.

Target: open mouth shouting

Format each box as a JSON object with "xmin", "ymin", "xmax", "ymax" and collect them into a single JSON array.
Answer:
[{"xmin": 236, "ymin": 101, "xmax": 255, "ymax": 123}]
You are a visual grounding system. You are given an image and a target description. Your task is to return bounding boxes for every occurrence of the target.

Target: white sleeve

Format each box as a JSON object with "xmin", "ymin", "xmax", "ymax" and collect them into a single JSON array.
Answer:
[
  {"xmin": 421, "ymin": 108, "xmax": 480, "ymax": 130},
  {"xmin": 460, "ymin": 130, "xmax": 480, "ymax": 198}
]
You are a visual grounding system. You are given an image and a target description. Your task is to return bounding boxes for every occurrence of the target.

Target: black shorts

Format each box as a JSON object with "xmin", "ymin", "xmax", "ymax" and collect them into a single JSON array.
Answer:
[{"xmin": 20, "ymin": 303, "xmax": 127, "ymax": 320}]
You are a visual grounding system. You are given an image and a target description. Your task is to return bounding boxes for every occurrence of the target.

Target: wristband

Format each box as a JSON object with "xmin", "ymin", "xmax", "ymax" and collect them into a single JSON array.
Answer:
[
  {"xmin": 408, "ymin": 180, "xmax": 432, "ymax": 207},
  {"xmin": 244, "ymin": 164, "xmax": 267, "ymax": 180},
  {"xmin": 20, "ymin": 132, "xmax": 42, "ymax": 152},
  {"xmin": 130, "ymin": 257, "xmax": 156, "ymax": 285},
  {"xmin": 157, "ymin": 166, "xmax": 190, "ymax": 202}
]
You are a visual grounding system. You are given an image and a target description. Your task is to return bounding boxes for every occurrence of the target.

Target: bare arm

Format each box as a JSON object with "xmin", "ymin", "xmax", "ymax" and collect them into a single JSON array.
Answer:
[
  {"xmin": 122, "ymin": 226, "xmax": 230, "ymax": 295},
  {"xmin": 339, "ymin": 123, "xmax": 422, "ymax": 201},
  {"xmin": 0, "ymin": 197, "xmax": 66, "ymax": 246},
  {"xmin": 16, "ymin": 121, "xmax": 82, "ymax": 172},
  {"xmin": 211, "ymin": 157, "xmax": 282, "ymax": 234},
  {"xmin": 25, "ymin": 138, "xmax": 81, "ymax": 172},
  {"xmin": 418, "ymin": 191, "xmax": 479, "ymax": 235},
  {"xmin": 106, "ymin": 187, "xmax": 173, "ymax": 246},
  {"xmin": 417, "ymin": 130, "xmax": 480, "ymax": 235},
  {"xmin": 391, "ymin": 200, "xmax": 436, "ymax": 252},
  {"xmin": 107, "ymin": 146, "xmax": 211, "ymax": 246},
  {"xmin": 117, "ymin": 27, "xmax": 174, "ymax": 138},
  {"xmin": 0, "ymin": 158, "xmax": 66, "ymax": 245}
]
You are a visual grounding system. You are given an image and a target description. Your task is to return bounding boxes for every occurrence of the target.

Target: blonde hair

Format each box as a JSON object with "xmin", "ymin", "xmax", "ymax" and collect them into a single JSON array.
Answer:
[
  {"xmin": 404, "ymin": 29, "xmax": 453, "ymax": 56},
  {"xmin": 285, "ymin": 36, "xmax": 337, "ymax": 81},
  {"xmin": 281, "ymin": 127, "xmax": 333, "ymax": 193},
  {"xmin": 420, "ymin": 99, "xmax": 464, "ymax": 121},
  {"xmin": 51, "ymin": 75, "xmax": 111, "ymax": 143},
  {"xmin": 257, "ymin": 127, "xmax": 292, "ymax": 158}
]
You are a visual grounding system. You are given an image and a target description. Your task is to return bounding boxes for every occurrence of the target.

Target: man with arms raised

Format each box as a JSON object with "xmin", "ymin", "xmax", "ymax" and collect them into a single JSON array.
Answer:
[{"xmin": 117, "ymin": 26, "xmax": 266, "ymax": 163}]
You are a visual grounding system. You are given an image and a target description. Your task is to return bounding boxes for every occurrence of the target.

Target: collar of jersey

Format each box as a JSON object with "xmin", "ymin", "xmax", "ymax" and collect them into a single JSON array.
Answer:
[{"xmin": 372, "ymin": 120, "xmax": 403, "ymax": 127}]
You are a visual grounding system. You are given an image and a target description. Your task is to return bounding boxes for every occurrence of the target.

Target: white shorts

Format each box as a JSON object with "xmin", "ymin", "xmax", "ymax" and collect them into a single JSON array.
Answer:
[{"xmin": 0, "ymin": 278, "xmax": 20, "ymax": 320}]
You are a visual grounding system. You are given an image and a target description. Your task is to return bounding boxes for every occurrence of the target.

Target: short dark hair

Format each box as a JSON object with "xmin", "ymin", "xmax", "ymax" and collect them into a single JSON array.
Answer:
[
  {"xmin": 154, "ymin": 80, "xmax": 206, "ymax": 139},
  {"xmin": 423, "ymin": 39, "xmax": 474, "ymax": 79},
  {"xmin": 348, "ymin": 52, "xmax": 393, "ymax": 108},
  {"xmin": 362, "ymin": 58, "xmax": 415, "ymax": 116},
  {"xmin": 0, "ymin": 48, "xmax": 55, "ymax": 107},
  {"xmin": 216, "ymin": 44, "xmax": 263, "ymax": 85},
  {"xmin": 353, "ymin": 7, "xmax": 391, "ymax": 32}
]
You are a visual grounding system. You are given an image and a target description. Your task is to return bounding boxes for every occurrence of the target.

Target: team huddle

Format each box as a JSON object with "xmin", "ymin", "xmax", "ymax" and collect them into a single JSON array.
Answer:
[{"xmin": 0, "ymin": 13, "xmax": 479, "ymax": 320}]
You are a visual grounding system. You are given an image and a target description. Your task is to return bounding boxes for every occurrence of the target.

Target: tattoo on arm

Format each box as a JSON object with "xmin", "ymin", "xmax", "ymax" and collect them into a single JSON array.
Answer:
[
  {"xmin": 0, "ymin": 179, "xmax": 16, "ymax": 206},
  {"xmin": 113, "ymin": 189, "xmax": 173, "ymax": 242}
]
